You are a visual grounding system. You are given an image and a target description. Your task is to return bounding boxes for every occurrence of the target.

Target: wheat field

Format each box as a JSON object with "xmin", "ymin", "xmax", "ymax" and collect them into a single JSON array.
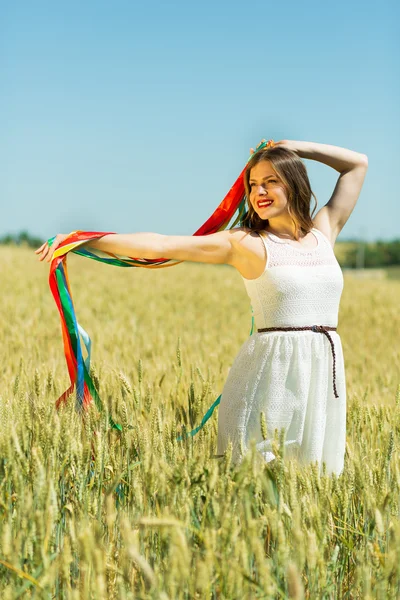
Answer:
[{"xmin": 0, "ymin": 245, "xmax": 399, "ymax": 599}]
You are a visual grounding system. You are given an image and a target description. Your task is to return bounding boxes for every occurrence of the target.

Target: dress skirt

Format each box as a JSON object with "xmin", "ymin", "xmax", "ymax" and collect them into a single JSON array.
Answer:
[{"xmin": 216, "ymin": 330, "xmax": 347, "ymax": 476}]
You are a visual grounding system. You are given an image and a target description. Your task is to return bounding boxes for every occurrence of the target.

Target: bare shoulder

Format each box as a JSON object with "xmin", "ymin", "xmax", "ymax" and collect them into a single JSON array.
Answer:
[
  {"xmin": 227, "ymin": 227, "xmax": 268, "ymax": 279},
  {"xmin": 312, "ymin": 206, "xmax": 343, "ymax": 249},
  {"xmin": 227, "ymin": 226, "xmax": 262, "ymax": 243},
  {"xmin": 227, "ymin": 227, "xmax": 264, "ymax": 254}
]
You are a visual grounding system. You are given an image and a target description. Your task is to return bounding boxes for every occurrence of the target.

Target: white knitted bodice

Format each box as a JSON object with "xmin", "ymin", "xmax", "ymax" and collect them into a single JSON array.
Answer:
[{"xmin": 241, "ymin": 227, "xmax": 344, "ymax": 329}]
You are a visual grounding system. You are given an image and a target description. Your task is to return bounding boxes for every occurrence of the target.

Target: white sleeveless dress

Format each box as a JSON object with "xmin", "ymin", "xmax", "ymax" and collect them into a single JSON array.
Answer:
[{"xmin": 216, "ymin": 227, "xmax": 347, "ymax": 476}]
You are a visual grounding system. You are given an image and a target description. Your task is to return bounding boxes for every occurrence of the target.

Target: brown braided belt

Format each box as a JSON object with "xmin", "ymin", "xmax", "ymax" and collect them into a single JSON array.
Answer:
[{"xmin": 257, "ymin": 325, "xmax": 339, "ymax": 399}]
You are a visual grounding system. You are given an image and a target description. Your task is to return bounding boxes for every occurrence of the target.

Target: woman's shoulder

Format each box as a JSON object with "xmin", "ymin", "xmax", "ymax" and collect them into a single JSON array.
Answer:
[
  {"xmin": 228, "ymin": 226, "xmax": 265, "ymax": 240},
  {"xmin": 228, "ymin": 227, "xmax": 268, "ymax": 278},
  {"xmin": 229, "ymin": 227, "xmax": 269, "ymax": 249}
]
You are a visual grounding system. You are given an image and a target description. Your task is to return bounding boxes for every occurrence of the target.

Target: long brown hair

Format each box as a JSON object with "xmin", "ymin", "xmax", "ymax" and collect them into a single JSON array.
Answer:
[{"xmin": 241, "ymin": 146, "xmax": 318, "ymax": 240}]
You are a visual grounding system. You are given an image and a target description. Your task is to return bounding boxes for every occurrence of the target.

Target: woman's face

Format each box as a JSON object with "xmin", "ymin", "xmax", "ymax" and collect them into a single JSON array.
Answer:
[{"xmin": 249, "ymin": 160, "xmax": 289, "ymax": 219}]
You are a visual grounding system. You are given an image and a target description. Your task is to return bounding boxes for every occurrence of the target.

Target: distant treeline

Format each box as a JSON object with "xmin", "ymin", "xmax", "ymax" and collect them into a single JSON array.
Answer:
[
  {"xmin": 341, "ymin": 240, "xmax": 400, "ymax": 268},
  {"xmin": 1, "ymin": 231, "xmax": 400, "ymax": 267},
  {"xmin": 0, "ymin": 231, "xmax": 44, "ymax": 248}
]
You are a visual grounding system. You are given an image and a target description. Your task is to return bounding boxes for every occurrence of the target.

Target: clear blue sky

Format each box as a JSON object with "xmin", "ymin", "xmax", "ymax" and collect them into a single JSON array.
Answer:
[{"xmin": 1, "ymin": 0, "xmax": 399, "ymax": 242}]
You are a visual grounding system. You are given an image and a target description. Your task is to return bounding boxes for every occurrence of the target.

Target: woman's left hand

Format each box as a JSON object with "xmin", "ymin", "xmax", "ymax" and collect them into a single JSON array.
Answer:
[{"xmin": 273, "ymin": 140, "xmax": 299, "ymax": 152}]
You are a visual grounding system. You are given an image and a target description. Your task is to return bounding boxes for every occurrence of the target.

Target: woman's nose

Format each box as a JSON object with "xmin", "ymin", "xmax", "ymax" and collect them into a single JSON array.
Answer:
[{"xmin": 257, "ymin": 185, "xmax": 267, "ymax": 195}]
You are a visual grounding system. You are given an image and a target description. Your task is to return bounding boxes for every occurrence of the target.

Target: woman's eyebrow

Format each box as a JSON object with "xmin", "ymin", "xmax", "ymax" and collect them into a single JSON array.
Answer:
[{"xmin": 249, "ymin": 175, "xmax": 276, "ymax": 183}]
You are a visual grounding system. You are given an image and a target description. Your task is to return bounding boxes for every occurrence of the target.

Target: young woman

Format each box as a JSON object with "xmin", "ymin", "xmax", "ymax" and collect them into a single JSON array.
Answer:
[{"xmin": 36, "ymin": 139, "xmax": 368, "ymax": 476}]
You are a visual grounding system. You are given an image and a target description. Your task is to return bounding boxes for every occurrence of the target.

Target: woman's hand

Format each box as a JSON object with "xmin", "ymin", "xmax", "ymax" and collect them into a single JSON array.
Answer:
[
  {"xmin": 272, "ymin": 140, "xmax": 299, "ymax": 152},
  {"xmin": 35, "ymin": 233, "xmax": 70, "ymax": 262}
]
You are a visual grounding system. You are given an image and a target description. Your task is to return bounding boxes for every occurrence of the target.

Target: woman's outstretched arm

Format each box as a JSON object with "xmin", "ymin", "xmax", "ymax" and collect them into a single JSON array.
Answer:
[
  {"xmin": 36, "ymin": 229, "xmax": 239, "ymax": 266},
  {"xmin": 87, "ymin": 231, "xmax": 237, "ymax": 264},
  {"xmin": 86, "ymin": 232, "xmax": 164, "ymax": 258}
]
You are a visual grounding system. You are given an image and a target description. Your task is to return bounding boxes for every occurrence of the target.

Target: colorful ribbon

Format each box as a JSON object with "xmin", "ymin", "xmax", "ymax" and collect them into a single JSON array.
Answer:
[{"xmin": 48, "ymin": 140, "xmax": 273, "ymax": 438}]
